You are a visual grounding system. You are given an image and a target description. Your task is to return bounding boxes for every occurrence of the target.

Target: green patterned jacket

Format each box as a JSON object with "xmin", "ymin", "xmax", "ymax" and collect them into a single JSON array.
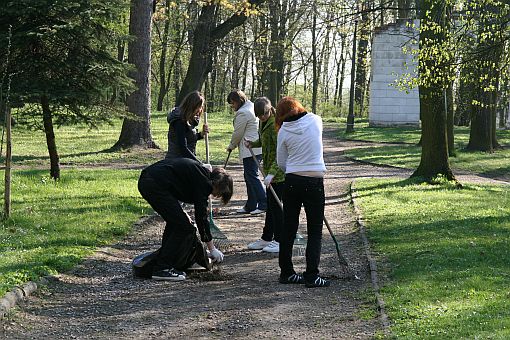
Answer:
[{"xmin": 251, "ymin": 115, "xmax": 285, "ymax": 183}]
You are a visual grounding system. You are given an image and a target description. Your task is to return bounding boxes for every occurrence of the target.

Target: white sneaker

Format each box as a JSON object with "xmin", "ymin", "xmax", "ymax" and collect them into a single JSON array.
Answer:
[
  {"xmin": 236, "ymin": 207, "xmax": 250, "ymax": 214},
  {"xmin": 250, "ymin": 208, "xmax": 266, "ymax": 215},
  {"xmin": 262, "ymin": 241, "xmax": 279, "ymax": 253},
  {"xmin": 247, "ymin": 239, "xmax": 271, "ymax": 250}
]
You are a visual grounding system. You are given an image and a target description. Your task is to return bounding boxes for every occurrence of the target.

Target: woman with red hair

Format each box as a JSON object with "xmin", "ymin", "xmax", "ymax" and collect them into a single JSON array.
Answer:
[{"xmin": 276, "ymin": 96, "xmax": 329, "ymax": 288}]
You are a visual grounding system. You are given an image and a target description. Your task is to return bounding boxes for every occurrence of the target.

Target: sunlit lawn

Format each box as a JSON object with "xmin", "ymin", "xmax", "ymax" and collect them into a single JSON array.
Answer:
[
  {"xmin": 0, "ymin": 109, "xmax": 239, "ymax": 296},
  {"xmin": 356, "ymin": 178, "xmax": 510, "ymax": 338},
  {"xmin": 5, "ymin": 110, "xmax": 237, "ymax": 168},
  {"xmin": 0, "ymin": 169, "xmax": 146, "ymax": 296},
  {"xmin": 341, "ymin": 124, "xmax": 510, "ymax": 177}
]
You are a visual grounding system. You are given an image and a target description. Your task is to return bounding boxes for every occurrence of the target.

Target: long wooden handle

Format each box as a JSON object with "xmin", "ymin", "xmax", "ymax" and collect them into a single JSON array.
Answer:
[
  {"xmin": 203, "ymin": 111, "xmax": 210, "ymax": 163},
  {"xmin": 223, "ymin": 150, "xmax": 232, "ymax": 169}
]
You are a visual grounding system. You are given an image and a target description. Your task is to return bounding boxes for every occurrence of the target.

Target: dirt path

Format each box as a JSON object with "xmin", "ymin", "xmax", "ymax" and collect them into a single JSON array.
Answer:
[{"xmin": 1, "ymin": 127, "xmax": 506, "ymax": 340}]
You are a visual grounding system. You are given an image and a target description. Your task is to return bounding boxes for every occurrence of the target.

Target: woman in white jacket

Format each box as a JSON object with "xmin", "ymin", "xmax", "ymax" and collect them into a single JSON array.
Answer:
[
  {"xmin": 226, "ymin": 90, "xmax": 267, "ymax": 214},
  {"xmin": 275, "ymin": 96, "xmax": 329, "ymax": 288}
]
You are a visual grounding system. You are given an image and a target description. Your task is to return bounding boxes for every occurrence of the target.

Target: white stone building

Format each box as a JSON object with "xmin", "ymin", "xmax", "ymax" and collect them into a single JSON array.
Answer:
[{"xmin": 369, "ymin": 20, "xmax": 420, "ymax": 127}]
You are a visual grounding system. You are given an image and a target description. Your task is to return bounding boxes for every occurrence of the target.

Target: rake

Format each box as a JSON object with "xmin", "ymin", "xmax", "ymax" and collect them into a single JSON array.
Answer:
[
  {"xmin": 203, "ymin": 111, "xmax": 227, "ymax": 240},
  {"xmin": 247, "ymin": 146, "xmax": 356, "ymax": 277},
  {"xmin": 223, "ymin": 149, "xmax": 232, "ymax": 169}
]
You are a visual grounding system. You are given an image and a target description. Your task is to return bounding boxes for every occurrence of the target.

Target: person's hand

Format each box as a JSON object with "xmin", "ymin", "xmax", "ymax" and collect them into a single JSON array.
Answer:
[
  {"xmin": 226, "ymin": 147, "xmax": 232, "ymax": 153},
  {"xmin": 244, "ymin": 139, "xmax": 252, "ymax": 148},
  {"xmin": 203, "ymin": 163, "xmax": 212, "ymax": 172},
  {"xmin": 209, "ymin": 247, "xmax": 224, "ymax": 263},
  {"xmin": 202, "ymin": 124, "xmax": 209, "ymax": 135},
  {"xmin": 263, "ymin": 174, "xmax": 274, "ymax": 187}
]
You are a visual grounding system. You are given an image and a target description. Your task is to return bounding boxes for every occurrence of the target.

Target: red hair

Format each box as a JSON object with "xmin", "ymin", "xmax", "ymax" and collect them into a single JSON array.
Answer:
[{"xmin": 275, "ymin": 96, "xmax": 307, "ymax": 130}]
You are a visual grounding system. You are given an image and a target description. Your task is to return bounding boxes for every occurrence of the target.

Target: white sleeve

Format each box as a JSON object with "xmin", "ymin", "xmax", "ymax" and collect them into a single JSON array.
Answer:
[
  {"xmin": 228, "ymin": 112, "xmax": 247, "ymax": 150},
  {"xmin": 276, "ymin": 130, "xmax": 288, "ymax": 172}
]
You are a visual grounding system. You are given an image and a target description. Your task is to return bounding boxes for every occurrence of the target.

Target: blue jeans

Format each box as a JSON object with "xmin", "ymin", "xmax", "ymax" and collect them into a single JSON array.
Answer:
[{"xmin": 242, "ymin": 155, "xmax": 267, "ymax": 211}]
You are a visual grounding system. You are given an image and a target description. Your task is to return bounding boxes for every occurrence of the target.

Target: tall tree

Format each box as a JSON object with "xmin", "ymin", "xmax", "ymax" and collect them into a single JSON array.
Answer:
[
  {"xmin": 412, "ymin": 0, "xmax": 456, "ymax": 181},
  {"xmin": 176, "ymin": 0, "xmax": 264, "ymax": 105},
  {"xmin": 465, "ymin": 1, "xmax": 506, "ymax": 152},
  {"xmin": 354, "ymin": 0, "xmax": 371, "ymax": 116},
  {"xmin": 0, "ymin": 0, "xmax": 134, "ymax": 179},
  {"xmin": 113, "ymin": 0, "xmax": 157, "ymax": 150}
]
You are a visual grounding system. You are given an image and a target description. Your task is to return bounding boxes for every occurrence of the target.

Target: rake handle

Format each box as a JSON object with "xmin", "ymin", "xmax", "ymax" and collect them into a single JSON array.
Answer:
[{"xmin": 223, "ymin": 149, "xmax": 232, "ymax": 169}]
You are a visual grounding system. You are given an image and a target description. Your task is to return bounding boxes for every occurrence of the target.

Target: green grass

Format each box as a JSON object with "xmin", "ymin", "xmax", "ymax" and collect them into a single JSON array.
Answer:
[
  {"xmin": 342, "ymin": 126, "xmax": 510, "ymax": 177},
  {"xmin": 0, "ymin": 168, "xmax": 147, "ymax": 296},
  {"xmin": 6, "ymin": 110, "xmax": 237, "ymax": 168},
  {"xmin": 355, "ymin": 178, "xmax": 510, "ymax": 338},
  {"xmin": 340, "ymin": 123, "xmax": 510, "ymax": 147},
  {"xmin": 0, "ymin": 109, "xmax": 239, "ymax": 296}
]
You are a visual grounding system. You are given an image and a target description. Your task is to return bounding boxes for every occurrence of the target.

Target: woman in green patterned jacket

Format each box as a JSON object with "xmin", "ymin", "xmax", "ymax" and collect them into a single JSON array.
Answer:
[{"xmin": 244, "ymin": 97, "xmax": 285, "ymax": 253}]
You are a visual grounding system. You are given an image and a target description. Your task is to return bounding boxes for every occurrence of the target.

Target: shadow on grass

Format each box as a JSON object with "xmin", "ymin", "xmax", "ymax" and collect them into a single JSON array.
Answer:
[{"xmin": 0, "ymin": 148, "xmax": 119, "ymax": 164}]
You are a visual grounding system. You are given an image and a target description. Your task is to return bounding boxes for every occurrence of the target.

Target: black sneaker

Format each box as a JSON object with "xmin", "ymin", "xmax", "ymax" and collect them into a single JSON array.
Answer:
[
  {"xmin": 305, "ymin": 276, "xmax": 330, "ymax": 288},
  {"xmin": 279, "ymin": 273, "xmax": 305, "ymax": 284},
  {"xmin": 152, "ymin": 268, "xmax": 186, "ymax": 281}
]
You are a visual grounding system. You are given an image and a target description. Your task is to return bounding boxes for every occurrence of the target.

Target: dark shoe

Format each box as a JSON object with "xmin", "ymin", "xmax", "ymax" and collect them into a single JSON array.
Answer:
[
  {"xmin": 152, "ymin": 268, "xmax": 186, "ymax": 281},
  {"xmin": 279, "ymin": 273, "xmax": 305, "ymax": 284},
  {"xmin": 305, "ymin": 276, "xmax": 330, "ymax": 288}
]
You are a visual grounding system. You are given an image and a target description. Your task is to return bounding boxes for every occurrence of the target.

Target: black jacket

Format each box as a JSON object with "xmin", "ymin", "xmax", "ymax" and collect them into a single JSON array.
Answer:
[
  {"xmin": 166, "ymin": 107, "xmax": 202, "ymax": 161},
  {"xmin": 141, "ymin": 158, "xmax": 213, "ymax": 242}
]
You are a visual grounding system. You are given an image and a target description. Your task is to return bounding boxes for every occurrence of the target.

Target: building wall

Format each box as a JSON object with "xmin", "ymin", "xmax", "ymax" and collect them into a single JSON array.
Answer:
[{"xmin": 369, "ymin": 20, "xmax": 420, "ymax": 127}]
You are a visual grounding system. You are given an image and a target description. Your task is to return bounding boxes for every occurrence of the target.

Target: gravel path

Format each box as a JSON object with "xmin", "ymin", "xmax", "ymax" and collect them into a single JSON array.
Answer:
[{"xmin": 1, "ymin": 126, "xmax": 505, "ymax": 339}]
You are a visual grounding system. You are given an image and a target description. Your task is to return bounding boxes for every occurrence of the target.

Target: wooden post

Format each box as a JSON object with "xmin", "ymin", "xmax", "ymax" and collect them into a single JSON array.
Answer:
[{"xmin": 4, "ymin": 104, "xmax": 11, "ymax": 218}]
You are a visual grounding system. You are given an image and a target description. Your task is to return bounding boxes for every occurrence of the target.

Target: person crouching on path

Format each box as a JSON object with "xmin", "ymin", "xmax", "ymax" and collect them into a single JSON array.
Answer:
[
  {"xmin": 275, "ymin": 97, "xmax": 330, "ymax": 288},
  {"xmin": 226, "ymin": 90, "xmax": 267, "ymax": 215},
  {"xmin": 244, "ymin": 97, "xmax": 285, "ymax": 253},
  {"xmin": 166, "ymin": 90, "xmax": 209, "ymax": 161},
  {"xmin": 138, "ymin": 158, "xmax": 233, "ymax": 281}
]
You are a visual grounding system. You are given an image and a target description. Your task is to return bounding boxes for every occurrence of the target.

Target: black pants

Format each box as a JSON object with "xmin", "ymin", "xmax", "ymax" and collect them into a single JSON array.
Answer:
[
  {"xmin": 279, "ymin": 174, "xmax": 325, "ymax": 281},
  {"xmin": 138, "ymin": 172, "xmax": 203, "ymax": 272},
  {"xmin": 261, "ymin": 181, "xmax": 284, "ymax": 242}
]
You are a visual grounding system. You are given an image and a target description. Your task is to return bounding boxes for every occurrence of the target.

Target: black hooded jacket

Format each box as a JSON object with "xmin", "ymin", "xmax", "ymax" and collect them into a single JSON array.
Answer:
[{"xmin": 166, "ymin": 107, "xmax": 203, "ymax": 161}]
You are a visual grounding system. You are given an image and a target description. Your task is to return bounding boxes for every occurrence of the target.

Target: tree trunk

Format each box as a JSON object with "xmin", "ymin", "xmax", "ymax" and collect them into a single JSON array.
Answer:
[
  {"xmin": 455, "ymin": 70, "xmax": 472, "ymax": 126},
  {"xmin": 338, "ymin": 39, "xmax": 347, "ymax": 110},
  {"xmin": 466, "ymin": 4, "xmax": 503, "ymax": 152},
  {"xmin": 311, "ymin": 2, "xmax": 318, "ymax": 114},
  {"xmin": 177, "ymin": 0, "xmax": 264, "ymax": 105},
  {"xmin": 156, "ymin": 2, "xmax": 170, "ymax": 111},
  {"xmin": 354, "ymin": 2, "xmax": 370, "ymax": 117},
  {"xmin": 156, "ymin": 3, "xmax": 171, "ymax": 111},
  {"xmin": 446, "ymin": 85, "xmax": 455, "ymax": 156},
  {"xmin": 411, "ymin": 0, "xmax": 455, "ymax": 181},
  {"xmin": 41, "ymin": 95, "xmax": 60, "ymax": 180},
  {"xmin": 114, "ymin": 0, "xmax": 157, "ymax": 150},
  {"xmin": 398, "ymin": 0, "xmax": 411, "ymax": 19}
]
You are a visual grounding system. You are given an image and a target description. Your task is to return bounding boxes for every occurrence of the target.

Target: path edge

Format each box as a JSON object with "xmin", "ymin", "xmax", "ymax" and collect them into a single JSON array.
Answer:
[
  {"xmin": 349, "ymin": 180, "xmax": 391, "ymax": 335},
  {"xmin": 0, "ymin": 214, "xmax": 154, "ymax": 319}
]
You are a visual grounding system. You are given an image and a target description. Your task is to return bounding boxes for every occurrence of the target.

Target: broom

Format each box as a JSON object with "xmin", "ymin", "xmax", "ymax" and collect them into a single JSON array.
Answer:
[
  {"xmin": 203, "ymin": 111, "xmax": 227, "ymax": 240},
  {"xmin": 247, "ymin": 146, "xmax": 356, "ymax": 277}
]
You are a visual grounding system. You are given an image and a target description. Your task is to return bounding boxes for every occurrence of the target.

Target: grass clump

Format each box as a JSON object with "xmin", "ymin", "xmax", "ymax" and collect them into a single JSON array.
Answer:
[{"xmin": 355, "ymin": 178, "xmax": 510, "ymax": 338}]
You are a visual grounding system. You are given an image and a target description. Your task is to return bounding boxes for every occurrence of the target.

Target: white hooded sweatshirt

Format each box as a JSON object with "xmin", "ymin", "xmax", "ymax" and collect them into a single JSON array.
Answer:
[{"xmin": 277, "ymin": 112, "xmax": 326, "ymax": 174}]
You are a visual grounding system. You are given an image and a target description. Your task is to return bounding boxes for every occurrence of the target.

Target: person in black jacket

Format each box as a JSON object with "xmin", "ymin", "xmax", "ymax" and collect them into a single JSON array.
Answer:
[
  {"xmin": 138, "ymin": 158, "xmax": 233, "ymax": 281},
  {"xmin": 166, "ymin": 91, "xmax": 209, "ymax": 161}
]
